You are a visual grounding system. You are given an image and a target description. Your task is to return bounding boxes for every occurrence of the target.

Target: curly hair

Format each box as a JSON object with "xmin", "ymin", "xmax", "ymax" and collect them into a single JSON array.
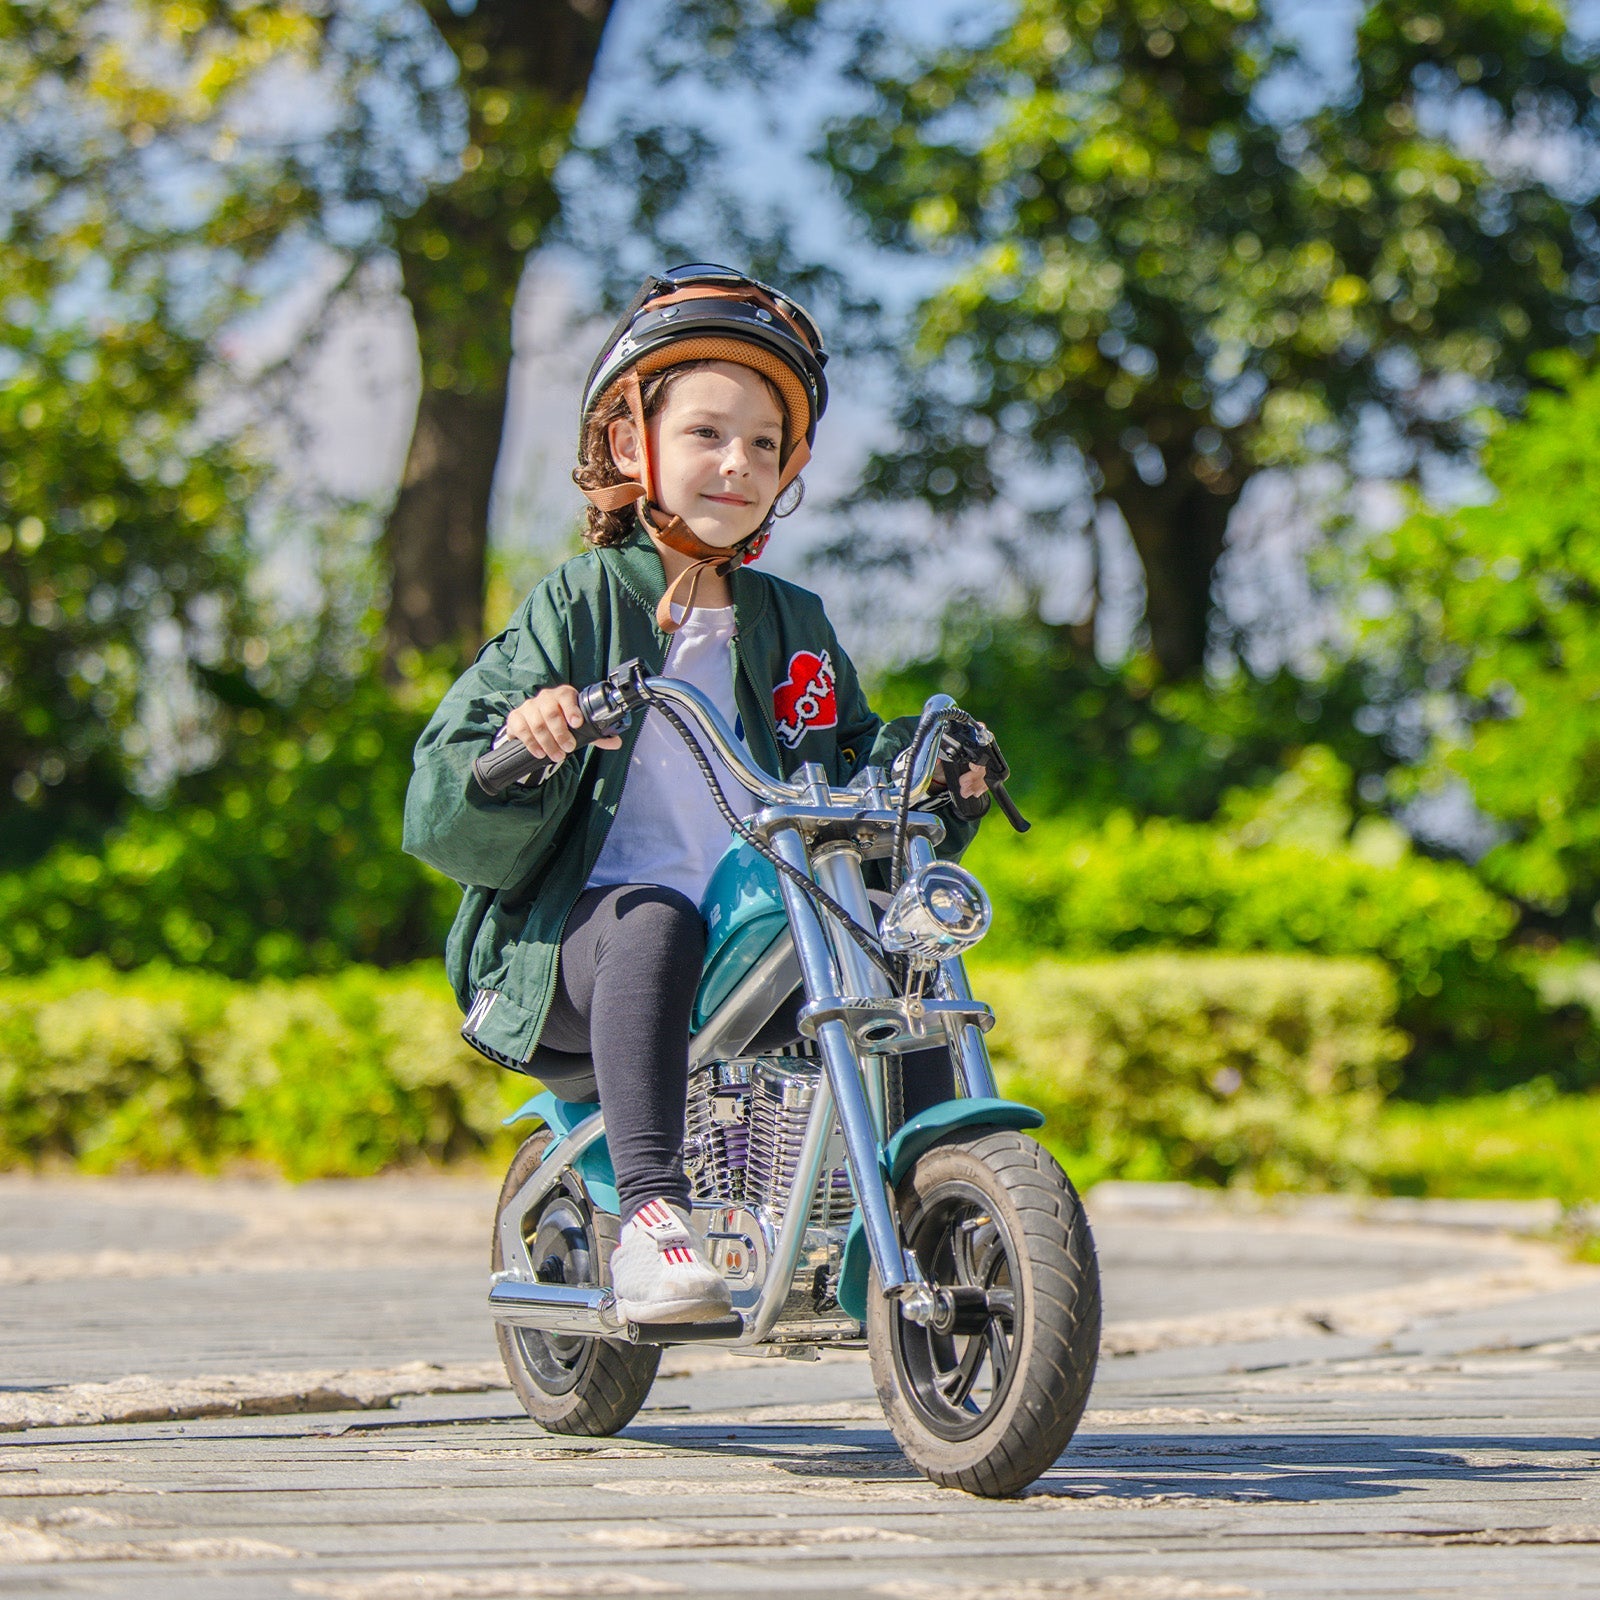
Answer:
[{"xmin": 573, "ymin": 359, "xmax": 802, "ymax": 547}]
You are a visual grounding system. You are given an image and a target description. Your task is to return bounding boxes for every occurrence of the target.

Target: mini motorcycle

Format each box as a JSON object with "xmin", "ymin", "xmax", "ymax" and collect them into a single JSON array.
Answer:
[{"xmin": 475, "ymin": 662, "xmax": 1101, "ymax": 1497}]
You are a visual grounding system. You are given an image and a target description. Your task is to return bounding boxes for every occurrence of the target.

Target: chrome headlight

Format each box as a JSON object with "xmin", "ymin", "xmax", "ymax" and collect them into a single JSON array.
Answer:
[{"xmin": 879, "ymin": 862, "xmax": 992, "ymax": 969}]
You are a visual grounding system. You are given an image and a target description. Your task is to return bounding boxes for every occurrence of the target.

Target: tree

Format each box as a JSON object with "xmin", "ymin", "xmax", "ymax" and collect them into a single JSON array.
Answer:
[
  {"xmin": 1368, "ymin": 351, "xmax": 1600, "ymax": 924},
  {"xmin": 0, "ymin": 0, "xmax": 275, "ymax": 852},
  {"xmin": 381, "ymin": 0, "xmax": 616, "ymax": 673},
  {"xmin": 823, "ymin": 0, "xmax": 1600, "ymax": 678},
  {"xmin": 2, "ymin": 0, "xmax": 622, "ymax": 714}
]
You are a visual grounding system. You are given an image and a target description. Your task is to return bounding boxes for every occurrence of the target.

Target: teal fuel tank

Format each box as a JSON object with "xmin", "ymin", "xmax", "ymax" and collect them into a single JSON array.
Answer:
[{"xmin": 693, "ymin": 838, "xmax": 788, "ymax": 1031}]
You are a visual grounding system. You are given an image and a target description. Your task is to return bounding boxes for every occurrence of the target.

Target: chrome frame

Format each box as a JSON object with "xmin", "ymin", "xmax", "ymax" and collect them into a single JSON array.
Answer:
[{"xmin": 492, "ymin": 683, "xmax": 990, "ymax": 1344}]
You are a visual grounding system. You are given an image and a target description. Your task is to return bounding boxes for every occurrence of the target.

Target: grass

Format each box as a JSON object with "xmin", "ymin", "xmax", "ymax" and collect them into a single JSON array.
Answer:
[
  {"xmin": 1368, "ymin": 1084, "xmax": 1600, "ymax": 1206},
  {"xmin": 1019, "ymin": 1081, "xmax": 1600, "ymax": 1207}
]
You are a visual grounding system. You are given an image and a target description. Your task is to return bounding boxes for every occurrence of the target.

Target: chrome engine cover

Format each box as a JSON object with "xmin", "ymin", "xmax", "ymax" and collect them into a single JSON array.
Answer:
[{"xmin": 686, "ymin": 1051, "xmax": 857, "ymax": 1330}]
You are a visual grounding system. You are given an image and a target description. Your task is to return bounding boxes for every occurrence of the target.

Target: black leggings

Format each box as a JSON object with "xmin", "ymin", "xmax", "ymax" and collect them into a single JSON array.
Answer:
[{"xmin": 540, "ymin": 882, "xmax": 955, "ymax": 1223}]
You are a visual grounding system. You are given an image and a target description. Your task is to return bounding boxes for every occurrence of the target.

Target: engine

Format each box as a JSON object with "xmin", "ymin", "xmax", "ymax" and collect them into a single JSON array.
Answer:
[{"xmin": 685, "ymin": 1050, "xmax": 854, "ymax": 1228}]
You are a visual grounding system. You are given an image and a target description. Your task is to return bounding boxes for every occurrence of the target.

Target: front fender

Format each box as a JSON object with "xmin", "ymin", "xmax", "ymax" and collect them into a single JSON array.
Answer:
[{"xmin": 834, "ymin": 1097, "xmax": 1045, "ymax": 1323}]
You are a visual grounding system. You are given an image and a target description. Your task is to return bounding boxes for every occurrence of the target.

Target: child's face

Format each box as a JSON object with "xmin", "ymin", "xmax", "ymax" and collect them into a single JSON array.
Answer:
[{"xmin": 610, "ymin": 362, "xmax": 785, "ymax": 549}]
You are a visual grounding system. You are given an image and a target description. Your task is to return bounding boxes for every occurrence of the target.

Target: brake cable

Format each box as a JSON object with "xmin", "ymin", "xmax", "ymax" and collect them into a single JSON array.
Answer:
[
  {"xmin": 640, "ymin": 686, "xmax": 905, "ymax": 988},
  {"xmin": 889, "ymin": 704, "xmax": 980, "ymax": 894}
]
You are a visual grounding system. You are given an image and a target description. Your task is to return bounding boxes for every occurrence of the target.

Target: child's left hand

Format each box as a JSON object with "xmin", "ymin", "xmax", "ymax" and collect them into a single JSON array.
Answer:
[{"xmin": 957, "ymin": 762, "xmax": 989, "ymax": 799}]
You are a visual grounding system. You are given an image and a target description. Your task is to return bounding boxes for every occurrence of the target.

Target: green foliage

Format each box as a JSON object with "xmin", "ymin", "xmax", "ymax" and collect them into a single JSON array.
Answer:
[
  {"xmin": 1369, "ymin": 353, "xmax": 1600, "ymax": 922},
  {"xmin": 1370, "ymin": 1083, "xmax": 1600, "ymax": 1206},
  {"xmin": 0, "ymin": 2, "xmax": 322, "ymax": 852},
  {"xmin": 821, "ymin": 0, "xmax": 1600, "ymax": 675},
  {"xmin": 874, "ymin": 607, "xmax": 1390, "ymax": 821},
  {"xmin": 7, "ymin": 954, "xmax": 1593, "ymax": 1202},
  {"xmin": 0, "ymin": 963, "xmax": 514, "ymax": 1177},
  {"xmin": 969, "ymin": 751, "xmax": 1598, "ymax": 1095},
  {"xmin": 0, "ymin": 677, "xmax": 456, "ymax": 980},
  {"xmin": 0, "ymin": 301, "xmax": 258, "ymax": 861},
  {"xmin": 979, "ymin": 952, "xmax": 1405, "ymax": 1190}
]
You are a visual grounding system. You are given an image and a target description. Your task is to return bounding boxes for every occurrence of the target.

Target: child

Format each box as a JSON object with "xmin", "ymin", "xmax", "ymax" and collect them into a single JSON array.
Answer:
[{"xmin": 403, "ymin": 264, "xmax": 990, "ymax": 1325}]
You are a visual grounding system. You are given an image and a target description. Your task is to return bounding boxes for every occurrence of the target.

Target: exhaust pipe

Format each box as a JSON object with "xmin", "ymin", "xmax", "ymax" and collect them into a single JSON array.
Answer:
[
  {"xmin": 489, "ymin": 1277, "xmax": 743, "ymax": 1344},
  {"xmin": 490, "ymin": 1278, "xmax": 618, "ymax": 1337}
]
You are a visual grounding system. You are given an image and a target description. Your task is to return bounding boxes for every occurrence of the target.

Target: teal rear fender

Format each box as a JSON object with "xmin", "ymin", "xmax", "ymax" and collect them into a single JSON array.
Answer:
[
  {"xmin": 835, "ymin": 1098, "xmax": 1045, "ymax": 1324},
  {"xmin": 502, "ymin": 1090, "xmax": 620, "ymax": 1217}
]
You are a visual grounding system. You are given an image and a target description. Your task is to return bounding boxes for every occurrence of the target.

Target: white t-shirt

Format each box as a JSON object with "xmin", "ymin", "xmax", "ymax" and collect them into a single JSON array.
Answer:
[{"xmin": 586, "ymin": 604, "xmax": 756, "ymax": 905}]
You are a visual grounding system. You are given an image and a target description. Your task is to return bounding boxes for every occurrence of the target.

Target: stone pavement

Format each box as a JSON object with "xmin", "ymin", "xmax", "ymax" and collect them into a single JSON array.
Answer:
[{"xmin": 1, "ymin": 1172, "xmax": 1597, "ymax": 1599}]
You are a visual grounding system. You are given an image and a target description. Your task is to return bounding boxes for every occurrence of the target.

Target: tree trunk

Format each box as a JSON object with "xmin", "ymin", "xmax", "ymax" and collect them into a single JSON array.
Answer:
[
  {"xmin": 381, "ymin": 0, "xmax": 616, "ymax": 675},
  {"xmin": 1102, "ymin": 455, "xmax": 1242, "ymax": 681},
  {"xmin": 382, "ymin": 382, "xmax": 508, "ymax": 663}
]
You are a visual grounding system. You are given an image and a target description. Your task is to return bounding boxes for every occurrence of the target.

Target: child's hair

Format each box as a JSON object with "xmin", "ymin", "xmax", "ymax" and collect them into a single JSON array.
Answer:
[{"xmin": 573, "ymin": 359, "xmax": 801, "ymax": 547}]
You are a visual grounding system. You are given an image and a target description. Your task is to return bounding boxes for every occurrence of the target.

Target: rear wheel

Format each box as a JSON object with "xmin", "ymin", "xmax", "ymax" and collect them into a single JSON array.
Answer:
[
  {"xmin": 867, "ymin": 1129, "xmax": 1100, "ymax": 1496},
  {"xmin": 491, "ymin": 1131, "xmax": 659, "ymax": 1435}
]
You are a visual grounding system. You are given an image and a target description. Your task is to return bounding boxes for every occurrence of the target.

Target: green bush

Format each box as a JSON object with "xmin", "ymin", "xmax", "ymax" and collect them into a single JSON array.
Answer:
[
  {"xmin": 977, "ymin": 953, "xmax": 1407, "ymax": 1191},
  {"xmin": 0, "ymin": 963, "xmax": 516, "ymax": 1177},
  {"xmin": 873, "ymin": 609, "xmax": 1392, "ymax": 824},
  {"xmin": 1370, "ymin": 1083, "xmax": 1600, "ymax": 1206},
  {"xmin": 970, "ymin": 808, "xmax": 1597, "ymax": 1096},
  {"xmin": 0, "ymin": 679, "xmax": 458, "ymax": 980}
]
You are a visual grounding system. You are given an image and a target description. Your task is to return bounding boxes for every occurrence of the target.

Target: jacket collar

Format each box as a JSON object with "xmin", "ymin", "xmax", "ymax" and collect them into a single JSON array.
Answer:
[{"xmin": 601, "ymin": 522, "xmax": 770, "ymax": 636}]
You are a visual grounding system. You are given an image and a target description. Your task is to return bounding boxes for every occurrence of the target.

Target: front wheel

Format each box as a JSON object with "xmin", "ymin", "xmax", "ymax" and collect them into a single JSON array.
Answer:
[
  {"xmin": 867, "ymin": 1129, "xmax": 1101, "ymax": 1497},
  {"xmin": 491, "ymin": 1131, "xmax": 660, "ymax": 1436}
]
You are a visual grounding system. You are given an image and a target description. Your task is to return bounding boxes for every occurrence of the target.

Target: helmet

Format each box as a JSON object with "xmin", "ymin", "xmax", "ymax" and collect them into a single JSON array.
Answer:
[
  {"xmin": 577, "ymin": 263, "xmax": 829, "ymax": 631},
  {"xmin": 580, "ymin": 262, "xmax": 829, "ymax": 503}
]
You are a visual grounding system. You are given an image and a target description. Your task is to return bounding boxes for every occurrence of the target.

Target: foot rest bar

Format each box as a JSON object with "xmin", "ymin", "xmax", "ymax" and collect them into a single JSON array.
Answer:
[{"xmin": 626, "ymin": 1315, "xmax": 745, "ymax": 1344}]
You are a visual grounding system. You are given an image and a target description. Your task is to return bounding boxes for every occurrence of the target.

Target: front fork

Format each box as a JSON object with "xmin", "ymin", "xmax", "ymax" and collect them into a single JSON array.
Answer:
[{"xmin": 767, "ymin": 811, "xmax": 1002, "ymax": 1322}]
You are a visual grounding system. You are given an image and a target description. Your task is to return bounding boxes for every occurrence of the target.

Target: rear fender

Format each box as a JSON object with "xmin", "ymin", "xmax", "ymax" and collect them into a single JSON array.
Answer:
[
  {"xmin": 502, "ymin": 1090, "xmax": 620, "ymax": 1217},
  {"xmin": 834, "ymin": 1098, "xmax": 1045, "ymax": 1323}
]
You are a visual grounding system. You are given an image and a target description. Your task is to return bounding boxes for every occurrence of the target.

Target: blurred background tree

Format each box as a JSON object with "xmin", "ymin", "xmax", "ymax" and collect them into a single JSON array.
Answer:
[
  {"xmin": 821, "ymin": 0, "xmax": 1600, "ymax": 679},
  {"xmin": 7, "ymin": 0, "xmax": 1600, "ymax": 1133},
  {"xmin": 1368, "ymin": 351, "xmax": 1600, "ymax": 930}
]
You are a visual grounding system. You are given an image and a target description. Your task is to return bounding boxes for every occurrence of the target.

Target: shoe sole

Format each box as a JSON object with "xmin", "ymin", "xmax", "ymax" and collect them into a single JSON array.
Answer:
[{"xmin": 614, "ymin": 1292, "xmax": 735, "ymax": 1325}]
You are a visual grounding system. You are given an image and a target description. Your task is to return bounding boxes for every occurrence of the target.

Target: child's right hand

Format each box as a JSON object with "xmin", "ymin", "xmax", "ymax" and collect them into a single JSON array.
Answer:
[{"xmin": 504, "ymin": 686, "xmax": 624, "ymax": 767}]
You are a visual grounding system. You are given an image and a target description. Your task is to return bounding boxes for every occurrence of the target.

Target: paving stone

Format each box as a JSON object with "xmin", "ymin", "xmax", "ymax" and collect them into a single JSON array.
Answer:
[{"xmin": 0, "ymin": 1174, "xmax": 1595, "ymax": 1600}]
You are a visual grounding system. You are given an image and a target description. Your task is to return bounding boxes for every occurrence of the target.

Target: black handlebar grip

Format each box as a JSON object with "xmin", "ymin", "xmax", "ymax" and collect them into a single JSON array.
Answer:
[
  {"xmin": 471, "ymin": 682, "xmax": 619, "ymax": 797},
  {"xmin": 471, "ymin": 730, "xmax": 558, "ymax": 796},
  {"xmin": 990, "ymin": 780, "xmax": 1031, "ymax": 833}
]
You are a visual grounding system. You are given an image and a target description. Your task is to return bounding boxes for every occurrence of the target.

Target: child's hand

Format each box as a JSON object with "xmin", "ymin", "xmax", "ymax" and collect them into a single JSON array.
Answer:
[
  {"xmin": 932, "ymin": 762, "xmax": 990, "ymax": 798},
  {"xmin": 505, "ymin": 686, "xmax": 624, "ymax": 767},
  {"xmin": 954, "ymin": 762, "xmax": 989, "ymax": 800}
]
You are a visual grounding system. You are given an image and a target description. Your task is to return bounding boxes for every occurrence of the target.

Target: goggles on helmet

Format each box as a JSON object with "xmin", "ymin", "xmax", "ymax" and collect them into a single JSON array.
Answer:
[{"xmin": 653, "ymin": 262, "xmax": 827, "ymax": 363}]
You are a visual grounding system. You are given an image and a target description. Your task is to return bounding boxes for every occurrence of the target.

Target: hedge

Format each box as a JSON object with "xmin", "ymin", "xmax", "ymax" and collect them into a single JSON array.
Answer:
[
  {"xmin": 0, "ymin": 963, "xmax": 512, "ymax": 1177},
  {"xmin": 969, "ymin": 815, "xmax": 1599, "ymax": 1096},
  {"xmin": 1370, "ymin": 1083, "xmax": 1600, "ymax": 1206},
  {"xmin": 0, "ymin": 682, "xmax": 454, "ymax": 980},
  {"xmin": 5, "ymin": 955, "xmax": 1402, "ymax": 1184},
  {"xmin": 977, "ymin": 953, "xmax": 1405, "ymax": 1191}
]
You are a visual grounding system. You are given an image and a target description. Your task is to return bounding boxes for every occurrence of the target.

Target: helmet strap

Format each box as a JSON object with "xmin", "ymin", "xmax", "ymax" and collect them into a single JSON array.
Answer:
[{"xmin": 643, "ymin": 505, "xmax": 748, "ymax": 635}]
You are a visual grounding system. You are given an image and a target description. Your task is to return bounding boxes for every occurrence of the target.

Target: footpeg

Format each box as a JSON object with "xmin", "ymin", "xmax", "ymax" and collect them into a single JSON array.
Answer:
[{"xmin": 627, "ymin": 1315, "xmax": 745, "ymax": 1344}]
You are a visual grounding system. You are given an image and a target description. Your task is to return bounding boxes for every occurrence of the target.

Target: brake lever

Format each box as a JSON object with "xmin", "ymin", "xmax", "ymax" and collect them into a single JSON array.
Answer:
[
  {"xmin": 937, "ymin": 723, "xmax": 1032, "ymax": 832},
  {"xmin": 989, "ymin": 780, "xmax": 1031, "ymax": 833}
]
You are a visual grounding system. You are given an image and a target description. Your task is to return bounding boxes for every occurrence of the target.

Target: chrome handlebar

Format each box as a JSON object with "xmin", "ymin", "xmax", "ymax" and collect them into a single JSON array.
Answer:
[
  {"xmin": 643, "ymin": 679, "xmax": 949, "ymax": 810},
  {"xmin": 472, "ymin": 656, "xmax": 950, "ymax": 810},
  {"xmin": 640, "ymin": 678, "xmax": 808, "ymax": 806}
]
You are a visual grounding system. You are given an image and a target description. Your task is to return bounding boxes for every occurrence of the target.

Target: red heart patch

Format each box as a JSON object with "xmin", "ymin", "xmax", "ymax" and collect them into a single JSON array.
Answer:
[{"xmin": 773, "ymin": 649, "xmax": 837, "ymax": 749}]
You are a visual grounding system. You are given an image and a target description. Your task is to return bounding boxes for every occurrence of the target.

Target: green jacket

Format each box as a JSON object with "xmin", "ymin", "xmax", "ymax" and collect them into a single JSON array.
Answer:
[{"xmin": 403, "ymin": 527, "xmax": 978, "ymax": 1067}]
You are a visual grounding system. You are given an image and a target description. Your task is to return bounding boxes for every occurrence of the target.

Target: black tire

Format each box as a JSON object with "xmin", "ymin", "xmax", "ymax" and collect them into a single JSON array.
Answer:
[
  {"xmin": 491, "ymin": 1131, "xmax": 660, "ymax": 1436},
  {"xmin": 866, "ymin": 1129, "xmax": 1101, "ymax": 1497}
]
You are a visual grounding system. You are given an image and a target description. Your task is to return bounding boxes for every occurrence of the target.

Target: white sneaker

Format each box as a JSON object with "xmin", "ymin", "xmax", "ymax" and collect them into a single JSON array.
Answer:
[{"xmin": 610, "ymin": 1198, "xmax": 734, "ymax": 1325}]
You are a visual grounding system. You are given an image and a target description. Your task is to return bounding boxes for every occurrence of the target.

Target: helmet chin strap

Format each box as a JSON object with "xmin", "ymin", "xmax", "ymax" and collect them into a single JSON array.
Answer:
[{"xmin": 580, "ymin": 367, "xmax": 809, "ymax": 634}]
